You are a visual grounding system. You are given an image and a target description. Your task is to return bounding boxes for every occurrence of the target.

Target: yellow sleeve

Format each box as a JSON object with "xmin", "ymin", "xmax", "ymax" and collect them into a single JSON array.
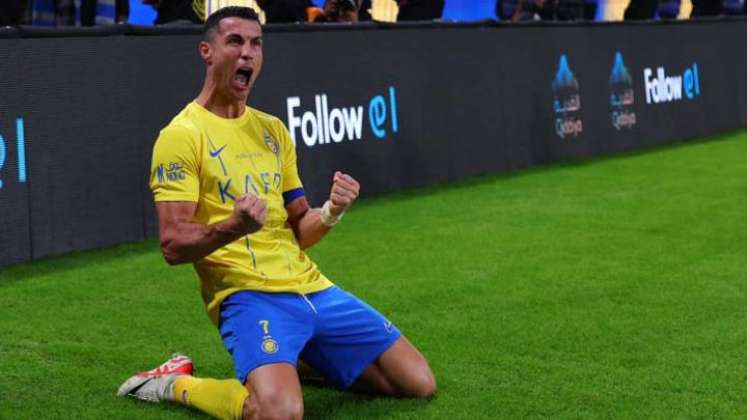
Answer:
[{"xmin": 149, "ymin": 125, "xmax": 201, "ymax": 202}]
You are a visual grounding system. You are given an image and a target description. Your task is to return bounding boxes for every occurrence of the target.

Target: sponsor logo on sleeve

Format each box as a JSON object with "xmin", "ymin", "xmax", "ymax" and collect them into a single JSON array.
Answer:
[{"xmin": 156, "ymin": 162, "xmax": 186, "ymax": 183}]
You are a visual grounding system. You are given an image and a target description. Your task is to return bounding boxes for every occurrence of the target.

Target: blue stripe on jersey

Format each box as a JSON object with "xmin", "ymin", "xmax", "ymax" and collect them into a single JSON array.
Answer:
[{"xmin": 283, "ymin": 188, "xmax": 305, "ymax": 206}]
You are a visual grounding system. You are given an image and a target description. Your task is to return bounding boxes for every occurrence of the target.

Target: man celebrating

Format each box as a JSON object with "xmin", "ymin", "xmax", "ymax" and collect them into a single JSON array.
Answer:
[{"xmin": 117, "ymin": 6, "xmax": 436, "ymax": 420}]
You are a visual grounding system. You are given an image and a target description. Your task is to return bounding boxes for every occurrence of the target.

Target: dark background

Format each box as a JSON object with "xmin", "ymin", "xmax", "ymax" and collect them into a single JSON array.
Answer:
[{"xmin": 1, "ymin": 19, "xmax": 746, "ymax": 266}]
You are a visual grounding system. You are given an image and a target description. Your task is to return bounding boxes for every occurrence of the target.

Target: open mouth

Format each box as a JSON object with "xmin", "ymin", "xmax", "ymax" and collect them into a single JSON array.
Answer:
[{"xmin": 234, "ymin": 67, "xmax": 253, "ymax": 88}]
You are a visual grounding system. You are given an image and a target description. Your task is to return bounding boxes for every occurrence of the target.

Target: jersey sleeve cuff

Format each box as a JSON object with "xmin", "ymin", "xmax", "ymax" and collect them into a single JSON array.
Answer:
[{"xmin": 153, "ymin": 193, "xmax": 199, "ymax": 202}]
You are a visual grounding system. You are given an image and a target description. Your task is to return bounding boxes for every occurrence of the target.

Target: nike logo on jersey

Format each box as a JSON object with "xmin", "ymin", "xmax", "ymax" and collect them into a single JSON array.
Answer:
[
  {"xmin": 210, "ymin": 144, "xmax": 227, "ymax": 158},
  {"xmin": 207, "ymin": 138, "xmax": 229, "ymax": 176}
]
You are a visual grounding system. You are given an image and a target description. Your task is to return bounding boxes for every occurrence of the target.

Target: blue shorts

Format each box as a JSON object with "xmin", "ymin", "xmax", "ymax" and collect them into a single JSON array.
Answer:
[{"xmin": 218, "ymin": 286, "xmax": 401, "ymax": 389}]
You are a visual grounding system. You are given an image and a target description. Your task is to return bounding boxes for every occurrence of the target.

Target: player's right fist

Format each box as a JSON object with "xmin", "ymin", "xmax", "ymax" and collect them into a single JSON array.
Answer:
[{"xmin": 233, "ymin": 194, "xmax": 267, "ymax": 234}]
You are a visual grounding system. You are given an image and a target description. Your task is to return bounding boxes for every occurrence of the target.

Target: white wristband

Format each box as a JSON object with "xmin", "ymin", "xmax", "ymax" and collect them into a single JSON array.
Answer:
[{"xmin": 321, "ymin": 200, "xmax": 344, "ymax": 227}]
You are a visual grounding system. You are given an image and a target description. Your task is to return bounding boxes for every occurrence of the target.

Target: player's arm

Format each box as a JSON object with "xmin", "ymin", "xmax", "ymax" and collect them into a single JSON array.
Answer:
[
  {"xmin": 157, "ymin": 195, "xmax": 266, "ymax": 265},
  {"xmin": 286, "ymin": 171, "xmax": 360, "ymax": 249}
]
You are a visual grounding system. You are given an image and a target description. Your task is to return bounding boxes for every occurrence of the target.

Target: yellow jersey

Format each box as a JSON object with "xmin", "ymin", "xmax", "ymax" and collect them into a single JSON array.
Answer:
[{"xmin": 150, "ymin": 101, "xmax": 333, "ymax": 325}]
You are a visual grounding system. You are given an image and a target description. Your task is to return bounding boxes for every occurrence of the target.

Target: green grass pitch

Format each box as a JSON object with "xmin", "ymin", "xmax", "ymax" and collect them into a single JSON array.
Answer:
[{"xmin": 2, "ymin": 131, "xmax": 747, "ymax": 419}]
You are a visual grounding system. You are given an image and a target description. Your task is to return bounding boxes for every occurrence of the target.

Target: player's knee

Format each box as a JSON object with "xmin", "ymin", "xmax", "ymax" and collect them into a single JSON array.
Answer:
[
  {"xmin": 241, "ymin": 394, "xmax": 259, "ymax": 420},
  {"xmin": 406, "ymin": 367, "xmax": 437, "ymax": 398},
  {"xmin": 254, "ymin": 393, "xmax": 303, "ymax": 420}
]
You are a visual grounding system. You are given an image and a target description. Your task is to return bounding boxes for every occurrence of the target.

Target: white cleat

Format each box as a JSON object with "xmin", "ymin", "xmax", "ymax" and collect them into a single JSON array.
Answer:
[{"xmin": 117, "ymin": 353, "xmax": 194, "ymax": 403}]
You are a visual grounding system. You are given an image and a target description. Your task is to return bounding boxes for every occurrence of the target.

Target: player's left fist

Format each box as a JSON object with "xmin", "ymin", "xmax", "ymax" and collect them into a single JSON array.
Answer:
[{"xmin": 329, "ymin": 171, "xmax": 360, "ymax": 216}]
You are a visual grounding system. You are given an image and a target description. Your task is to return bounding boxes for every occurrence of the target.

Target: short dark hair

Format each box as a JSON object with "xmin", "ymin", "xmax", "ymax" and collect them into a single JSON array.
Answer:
[{"xmin": 204, "ymin": 6, "xmax": 260, "ymax": 41}]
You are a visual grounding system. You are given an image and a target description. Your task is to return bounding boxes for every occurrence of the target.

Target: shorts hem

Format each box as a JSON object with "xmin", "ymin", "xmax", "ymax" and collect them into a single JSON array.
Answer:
[
  {"xmin": 238, "ymin": 359, "xmax": 298, "ymax": 385},
  {"xmin": 340, "ymin": 331, "xmax": 402, "ymax": 390}
]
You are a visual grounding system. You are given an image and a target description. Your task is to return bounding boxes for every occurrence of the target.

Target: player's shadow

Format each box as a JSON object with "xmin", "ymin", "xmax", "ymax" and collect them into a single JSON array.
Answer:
[{"xmin": 300, "ymin": 376, "xmax": 434, "ymax": 420}]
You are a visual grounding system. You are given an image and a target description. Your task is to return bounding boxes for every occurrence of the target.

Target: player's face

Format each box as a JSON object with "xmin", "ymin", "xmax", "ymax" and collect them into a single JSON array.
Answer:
[{"xmin": 206, "ymin": 17, "xmax": 263, "ymax": 102}]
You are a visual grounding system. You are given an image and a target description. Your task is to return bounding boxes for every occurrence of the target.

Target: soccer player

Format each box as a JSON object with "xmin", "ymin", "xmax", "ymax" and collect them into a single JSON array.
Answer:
[{"xmin": 117, "ymin": 6, "xmax": 436, "ymax": 420}]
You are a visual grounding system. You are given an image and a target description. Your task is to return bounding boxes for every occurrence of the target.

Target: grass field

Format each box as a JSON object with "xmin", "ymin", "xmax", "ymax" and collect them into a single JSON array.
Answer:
[{"xmin": 2, "ymin": 131, "xmax": 747, "ymax": 419}]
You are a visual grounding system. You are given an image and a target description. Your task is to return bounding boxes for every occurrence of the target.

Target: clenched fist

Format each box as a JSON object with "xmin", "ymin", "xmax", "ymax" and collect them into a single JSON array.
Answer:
[
  {"xmin": 328, "ymin": 171, "xmax": 360, "ymax": 216},
  {"xmin": 234, "ymin": 194, "xmax": 267, "ymax": 234}
]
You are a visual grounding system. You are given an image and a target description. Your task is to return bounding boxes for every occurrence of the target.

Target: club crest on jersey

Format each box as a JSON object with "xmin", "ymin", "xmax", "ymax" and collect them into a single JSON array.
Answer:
[
  {"xmin": 261, "ymin": 338, "xmax": 279, "ymax": 354},
  {"xmin": 263, "ymin": 130, "xmax": 280, "ymax": 156}
]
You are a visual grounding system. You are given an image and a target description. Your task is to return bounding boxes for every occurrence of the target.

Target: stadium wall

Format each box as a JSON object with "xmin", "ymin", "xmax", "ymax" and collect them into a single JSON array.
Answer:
[{"xmin": 1, "ymin": 19, "xmax": 746, "ymax": 266}]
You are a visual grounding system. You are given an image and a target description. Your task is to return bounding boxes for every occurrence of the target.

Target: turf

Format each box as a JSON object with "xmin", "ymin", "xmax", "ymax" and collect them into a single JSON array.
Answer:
[{"xmin": 2, "ymin": 131, "xmax": 747, "ymax": 419}]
